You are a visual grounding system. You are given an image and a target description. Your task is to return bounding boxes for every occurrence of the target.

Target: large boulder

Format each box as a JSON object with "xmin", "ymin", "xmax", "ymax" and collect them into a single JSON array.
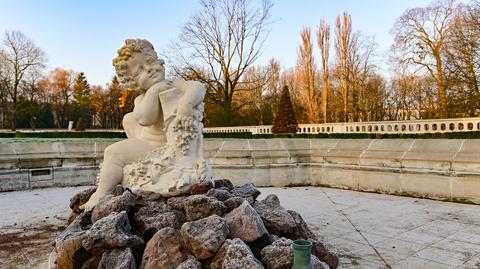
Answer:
[
  {"xmin": 180, "ymin": 215, "xmax": 229, "ymax": 260},
  {"xmin": 82, "ymin": 211, "xmax": 144, "ymax": 254},
  {"xmin": 131, "ymin": 202, "xmax": 185, "ymax": 236},
  {"xmin": 253, "ymin": 194, "xmax": 296, "ymax": 237},
  {"xmin": 225, "ymin": 201, "xmax": 268, "ymax": 242},
  {"xmin": 54, "ymin": 212, "xmax": 92, "ymax": 269},
  {"xmin": 220, "ymin": 238, "xmax": 264, "ymax": 269},
  {"xmin": 231, "ymin": 183, "xmax": 261, "ymax": 200},
  {"xmin": 97, "ymin": 248, "xmax": 136, "ymax": 269},
  {"xmin": 140, "ymin": 227, "xmax": 186, "ymax": 269},
  {"xmin": 69, "ymin": 187, "xmax": 96, "ymax": 213},
  {"xmin": 184, "ymin": 195, "xmax": 227, "ymax": 221},
  {"xmin": 91, "ymin": 190, "xmax": 136, "ymax": 223}
]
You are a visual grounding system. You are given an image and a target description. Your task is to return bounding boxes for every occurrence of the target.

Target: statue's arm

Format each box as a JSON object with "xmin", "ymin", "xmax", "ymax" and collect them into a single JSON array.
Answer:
[
  {"xmin": 132, "ymin": 83, "xmax": 167, "ymax": 126},
  {"xmin": 172, "ymin": 80, "xmax": 206, "ymax": 117}
]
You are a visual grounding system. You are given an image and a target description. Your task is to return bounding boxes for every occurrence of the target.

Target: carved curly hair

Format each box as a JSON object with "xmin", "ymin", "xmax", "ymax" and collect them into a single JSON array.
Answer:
[{"xmin": 112, "ymin": 39, "xmax": 159, "ymax": 88}]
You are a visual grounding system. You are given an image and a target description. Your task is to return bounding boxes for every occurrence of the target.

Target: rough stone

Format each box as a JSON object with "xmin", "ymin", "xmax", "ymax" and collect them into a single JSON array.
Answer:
[
  {"xmin": 134, "ymin": 189, "xmax": 166, "ymax": 205},
  {"xmin": 180, "ymin": 215, "xmax": 229, "ymax": 260},
  {"xmin": 67, "ymin": 211, "xmax": 80, "ymax": 225},
  {"xmin": 175, "ymin": 255, "xmax": 202, "ymax": 269},
  {"xmin": 287, "ymin": 209, "xmax": 316, "ymax": 240},
  {"xmin": 225, "ymin": 201, "xmax": 268, "ymax": 242},
  {"xmin": 311, "ymin": 240, "xmax": 338, "ymax": 269},
  {"xmin": 311, "ymin": 255, "xmax": 330, "ymax": 269},
  {"xmin": 206, "ymin": 188, "xmax": 234, "ymax": 201},
  {"xmin": 166, "ymin": 195, "xmax": 188, "ymax": 211},
  {"xmin": 189, "ymin": 179, "xmax": 214, "ymax": 195},
  {"xmin": 98, "ymin": 248, "xmax": 136, "ymax": 269},
  {"xmin": 184, "ymin": 194, "xmax": 226, "ymax": 221},
  {"xmin": 111, "ymin": 184, "xmax": 126, "ymax": 196},
  {"xmin": 82, "ymin": 211, "xmax": 144, "ymax": 254},
  {"xmin": 80, "ymin": 255, "xmax": 101, "ymax": 269},
  {"xmin": 54, "ymin": 211, "xmax": 92, "ymax": 269},
  {"xmin": 253, "ymin": 194, "xmax": 296, "ymax": 236},
  {"xmin": 222, "ymin": 238, "xmax": 264, "ymax": 269},
  {"xmin": 231, "ymin": 182, "xmax": 261, "ymax": 200},
  {"xmin": 214, "ymin": 179, "xmax": 234, "ymax": 190},
  {"xmin": 223, "ymin": 197, "xmax": 246, "ymax": 211},
  {"xmin": 69, "ymin": 187, "xmax": 96, "ymax": 213},
  {"xmin": 247, "ymin": 233, "xmax": 274, "ymax": 261},
  {"xmin": 131, "ymin": 202, "xmax": 185, "ymax": 235},
  {"xmin": 91, "ymin": 190, "xmax": 136, "ymax": 223},
  {"xmin": 260, "ymin": 237, "xmax": 293, "ymax": 269},
  {"xmin": 210, "ymin": 238, "xmax": 232, "ymax": 269},
  {"xmin": 141, "ymin": 227, "xmax": 186, "ymax": 269}
]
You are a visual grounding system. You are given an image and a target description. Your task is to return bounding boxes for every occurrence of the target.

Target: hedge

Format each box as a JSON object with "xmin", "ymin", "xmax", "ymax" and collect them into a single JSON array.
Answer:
[{"xmin": 12, "ymin": 131, "xmax": 127, "ymax": 139}]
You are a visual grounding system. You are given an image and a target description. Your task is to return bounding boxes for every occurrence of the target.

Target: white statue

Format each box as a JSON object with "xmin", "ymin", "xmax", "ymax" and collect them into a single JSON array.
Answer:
[{"xmin": 81, "ymin": 39, "xmax": 211, "ymax": 211}]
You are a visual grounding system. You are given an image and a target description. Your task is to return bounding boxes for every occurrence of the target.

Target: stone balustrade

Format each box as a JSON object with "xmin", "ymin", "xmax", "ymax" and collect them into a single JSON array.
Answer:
[
  {"xmin": 203, "ymin": 117, "xmax": 480, "ymax": 135},
  {"xmin": 1, "ymin": 138, "xmax": 480, "ymax": 204}
]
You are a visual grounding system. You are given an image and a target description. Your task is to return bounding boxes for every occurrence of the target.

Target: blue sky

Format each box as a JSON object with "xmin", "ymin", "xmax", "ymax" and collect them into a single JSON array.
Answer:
[{"xmin": 0, "ymin": 0, "xmax": 433, "ymax": 86}]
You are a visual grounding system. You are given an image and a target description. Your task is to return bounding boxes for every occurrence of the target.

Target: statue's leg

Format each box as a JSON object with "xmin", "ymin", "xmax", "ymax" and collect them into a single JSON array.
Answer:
[{"xmin": 81, "ymin": 139, "xmax": 155, "ymax": 211}]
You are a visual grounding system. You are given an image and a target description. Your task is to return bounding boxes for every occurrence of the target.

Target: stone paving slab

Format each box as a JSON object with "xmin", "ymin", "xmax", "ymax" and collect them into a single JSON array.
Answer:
[{"xmin": 1, "ymin": 186, "xmax": 479, "ymax": 268}]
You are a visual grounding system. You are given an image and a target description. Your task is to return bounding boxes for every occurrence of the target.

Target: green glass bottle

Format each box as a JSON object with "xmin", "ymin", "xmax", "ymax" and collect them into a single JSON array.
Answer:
[{"xmin": 292, "ymin": 240, "xmax": 312, "ymax": 269}]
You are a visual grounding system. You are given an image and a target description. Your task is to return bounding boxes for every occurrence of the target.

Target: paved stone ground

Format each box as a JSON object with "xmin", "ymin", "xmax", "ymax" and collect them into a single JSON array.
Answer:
[{"xmin": 1, "ymin": 186, "xmax": 480, "ymax": 269}]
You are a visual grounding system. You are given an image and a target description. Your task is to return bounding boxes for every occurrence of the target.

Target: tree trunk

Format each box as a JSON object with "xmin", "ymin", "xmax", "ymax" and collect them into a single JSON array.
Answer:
[
  {"xmin": 321, "ymin": 75, "xmax": 328, "ymax": 123},
  {"xmin": 435, "ymin": 53, "xmax": 448, "ymax": 118}
]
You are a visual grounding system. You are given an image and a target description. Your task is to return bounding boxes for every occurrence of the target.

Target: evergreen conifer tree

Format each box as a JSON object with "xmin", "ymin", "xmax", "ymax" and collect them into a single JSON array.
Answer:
[
  {"xmin": 272, "ymin": 86, "xmax": 298, "ymax": 134},
  {"xmin": 72, "ymin": 72, "xmax": 93, "ymax": 127}
]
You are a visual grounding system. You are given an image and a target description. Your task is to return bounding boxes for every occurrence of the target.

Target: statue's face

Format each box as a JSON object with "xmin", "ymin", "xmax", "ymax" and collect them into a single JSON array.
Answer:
[{"xmin": 126, "ymin": 51, "xmax": 165, "ymax": 90}]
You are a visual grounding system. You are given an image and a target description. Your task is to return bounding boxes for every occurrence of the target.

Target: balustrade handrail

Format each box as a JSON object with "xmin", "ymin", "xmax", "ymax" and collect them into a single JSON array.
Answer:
[{"xmin": 203, "ymin": 117, "xmax": 480, "ymax": 134}]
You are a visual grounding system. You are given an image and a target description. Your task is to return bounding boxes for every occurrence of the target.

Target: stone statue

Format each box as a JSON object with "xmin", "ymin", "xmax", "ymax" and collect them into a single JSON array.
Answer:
[{"xmin": 81, "ymin": 39, "xmax": 211, "ymax": 211}]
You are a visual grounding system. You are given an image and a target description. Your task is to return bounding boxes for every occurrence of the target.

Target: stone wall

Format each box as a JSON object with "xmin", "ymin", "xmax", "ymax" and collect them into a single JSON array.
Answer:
[
  {"xmin": 1, "ymin": 139, "xmax": 480, "ymax": 204},
  {"xmin": 0, "ymin": 141, "xmax": 110, "ymax": 190}
]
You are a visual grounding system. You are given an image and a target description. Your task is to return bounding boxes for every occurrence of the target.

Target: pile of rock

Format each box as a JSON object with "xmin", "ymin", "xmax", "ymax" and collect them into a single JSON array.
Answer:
[{"xmin": 49, "ymin": 180, "xmax": 339, "ymax": 269}]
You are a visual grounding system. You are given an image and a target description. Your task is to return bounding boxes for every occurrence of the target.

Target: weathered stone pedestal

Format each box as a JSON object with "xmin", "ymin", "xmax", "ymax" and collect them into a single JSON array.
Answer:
[{"xmin": 49, "ymin": 179, "xmax": 339, "ymax": 269}]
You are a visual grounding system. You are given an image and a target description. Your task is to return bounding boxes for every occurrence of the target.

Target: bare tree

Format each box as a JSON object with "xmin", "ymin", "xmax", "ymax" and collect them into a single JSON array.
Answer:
[
  {"xmin": 391, "ymin": 0, "xmax": 457, "ymax": 118},
  {"xmin": 238, "ymin": 59, "xmax": 280, "ymax": 125},
  {"xmin": 334, "ymin": 12, "xmax": 357, "ymax": 122},
  {"xmin": 171, "ymin": 0, "xmax": 272, "ymax": 126},
  {"xmin": 297, "ymin": 27, "xmax": 319, "ymax": 123},
  {"xmin": 317, "ymin": 19, "xmax": 330, "ymax": 123},
  {"xmin": 0, "ymin": 30, "xmax": 46, "ymax": 130},
  {"xmin": 443, "ymin": 3, "xmax": 480, "ymax": 116}
]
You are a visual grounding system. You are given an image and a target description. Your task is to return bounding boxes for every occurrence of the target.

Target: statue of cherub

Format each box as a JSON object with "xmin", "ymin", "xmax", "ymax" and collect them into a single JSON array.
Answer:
[{"xmin": 81, "ymin": 39, "xmax": 211, "ymax": 211}]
